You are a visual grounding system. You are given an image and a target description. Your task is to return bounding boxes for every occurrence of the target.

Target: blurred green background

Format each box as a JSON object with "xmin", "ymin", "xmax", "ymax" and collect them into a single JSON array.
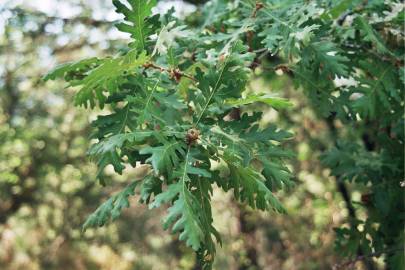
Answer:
[{"xmin": 0, "ymin": 1, "xmax": 370, "ymax": 269}]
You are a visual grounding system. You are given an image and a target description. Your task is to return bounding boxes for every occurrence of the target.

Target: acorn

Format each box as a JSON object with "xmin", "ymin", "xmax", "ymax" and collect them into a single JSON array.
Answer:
[{"xmin": 186, "ymin": 128, "xmax": 200, "ymax": 145}]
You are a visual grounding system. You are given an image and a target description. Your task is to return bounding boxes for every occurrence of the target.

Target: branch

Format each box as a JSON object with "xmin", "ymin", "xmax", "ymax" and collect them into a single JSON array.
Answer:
[
  {"xmin": 143, "ymin": 62, "xmax": 196, "ymax": 82},
  {"xmin": 333, "ymin": 248, "xmax": 403, "ymax": 270},
  {"xmin": 325, "ymin": 115, "xmax": 377, "ymax": 270}
]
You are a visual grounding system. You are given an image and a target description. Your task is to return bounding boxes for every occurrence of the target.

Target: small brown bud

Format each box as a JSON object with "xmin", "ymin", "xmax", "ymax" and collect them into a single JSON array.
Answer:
[
  {"xmin": 361, "ymin": 193, "xmax": 372, "ymax": 205},
  {"xmin": 186, "ymin": 128, "xmax": 200, "ymax": 145}
]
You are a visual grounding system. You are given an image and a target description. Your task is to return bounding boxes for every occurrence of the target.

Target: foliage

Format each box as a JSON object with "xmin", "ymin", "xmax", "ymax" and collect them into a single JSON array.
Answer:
[{"xmin": 45, "ymin": 0, "xmax": 404, "ymax": 268}]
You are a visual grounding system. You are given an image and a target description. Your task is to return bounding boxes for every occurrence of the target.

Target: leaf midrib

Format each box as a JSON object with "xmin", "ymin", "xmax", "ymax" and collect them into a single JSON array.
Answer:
[
  {"xmin": 195, "ymin": 60, "xmax": 229, "ymax": 125},
  {"xmin": 136, "ymin": 0, "xmax": 145, "ymax": 49}
]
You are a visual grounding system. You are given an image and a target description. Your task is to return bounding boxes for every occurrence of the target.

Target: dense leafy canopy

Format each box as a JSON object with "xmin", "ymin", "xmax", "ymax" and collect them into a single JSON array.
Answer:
[{"xmin": 45, "ymin": 0, "xmax": 404, "ymax": 268}]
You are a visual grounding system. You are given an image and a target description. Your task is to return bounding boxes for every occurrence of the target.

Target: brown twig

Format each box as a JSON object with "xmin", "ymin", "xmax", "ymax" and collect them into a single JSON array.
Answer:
[
  {"xmin": 143, "ymin": 62, "xmax": 196, "ymax": 82},
  {"xmin": 251, "ymin": 2, "xmax": 264, "ymax": 18},
  {"xmin": 246, "ymin": 2, "xmax": 264, "ymax": 52},
  {"xmin": 333, "ymin": 248, "xmax": 403, "ymax": 270}
]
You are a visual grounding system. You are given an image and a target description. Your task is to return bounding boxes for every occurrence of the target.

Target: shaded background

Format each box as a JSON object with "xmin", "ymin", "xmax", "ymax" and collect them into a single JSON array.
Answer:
[{"xmin": 0, "ymin": 0, "xmax": 371, "ymax": 269}]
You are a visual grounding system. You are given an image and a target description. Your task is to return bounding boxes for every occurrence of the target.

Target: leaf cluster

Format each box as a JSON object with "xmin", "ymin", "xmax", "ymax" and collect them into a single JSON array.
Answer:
[
  {"xmin": 45, "ymin": 0, "xmax": 294, "ymax": 267},
  {"xmin": 45, "ymin": 0, "xmax": 404, "ymax": 268}
]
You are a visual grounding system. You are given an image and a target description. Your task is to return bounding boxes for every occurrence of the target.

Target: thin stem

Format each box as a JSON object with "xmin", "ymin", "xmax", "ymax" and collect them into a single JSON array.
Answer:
[
  {"xmin": 143, "ymin": 62, "xmax": 196, "ymax": 81},
  {"xmin": 136, "ymin": 0, "xmax": 145, "ymax": 49},
  {"xmin": 118, "ymin": 105, "xmax": 130, "ymax": 133},
  {"xmin": 195, "ymin": 60, "xmax": 229, "ymax": 125},
  {"xmin": 181, "ymin": 146, "xmax": 193, "ymax": 213}
]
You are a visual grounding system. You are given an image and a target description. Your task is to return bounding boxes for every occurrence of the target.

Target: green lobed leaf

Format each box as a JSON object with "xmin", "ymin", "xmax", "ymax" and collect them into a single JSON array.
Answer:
[
  {"xmin": 140, "ymin": 139, "xmax": 186, "ymax": 176},
  {"xmin": 71, "ymin": 50, "xmax": 149, "ymax": 108},
  {"xmin": 82, "ymin": 181, "xmax": 139, "ymax": 231},
  {"xmin": 354, "ymin": 16, "xmax": 392, "ymax": 55},
  {"xmin": 113, "ymin": 0, "xmax": 158, "ymax": 50}
]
